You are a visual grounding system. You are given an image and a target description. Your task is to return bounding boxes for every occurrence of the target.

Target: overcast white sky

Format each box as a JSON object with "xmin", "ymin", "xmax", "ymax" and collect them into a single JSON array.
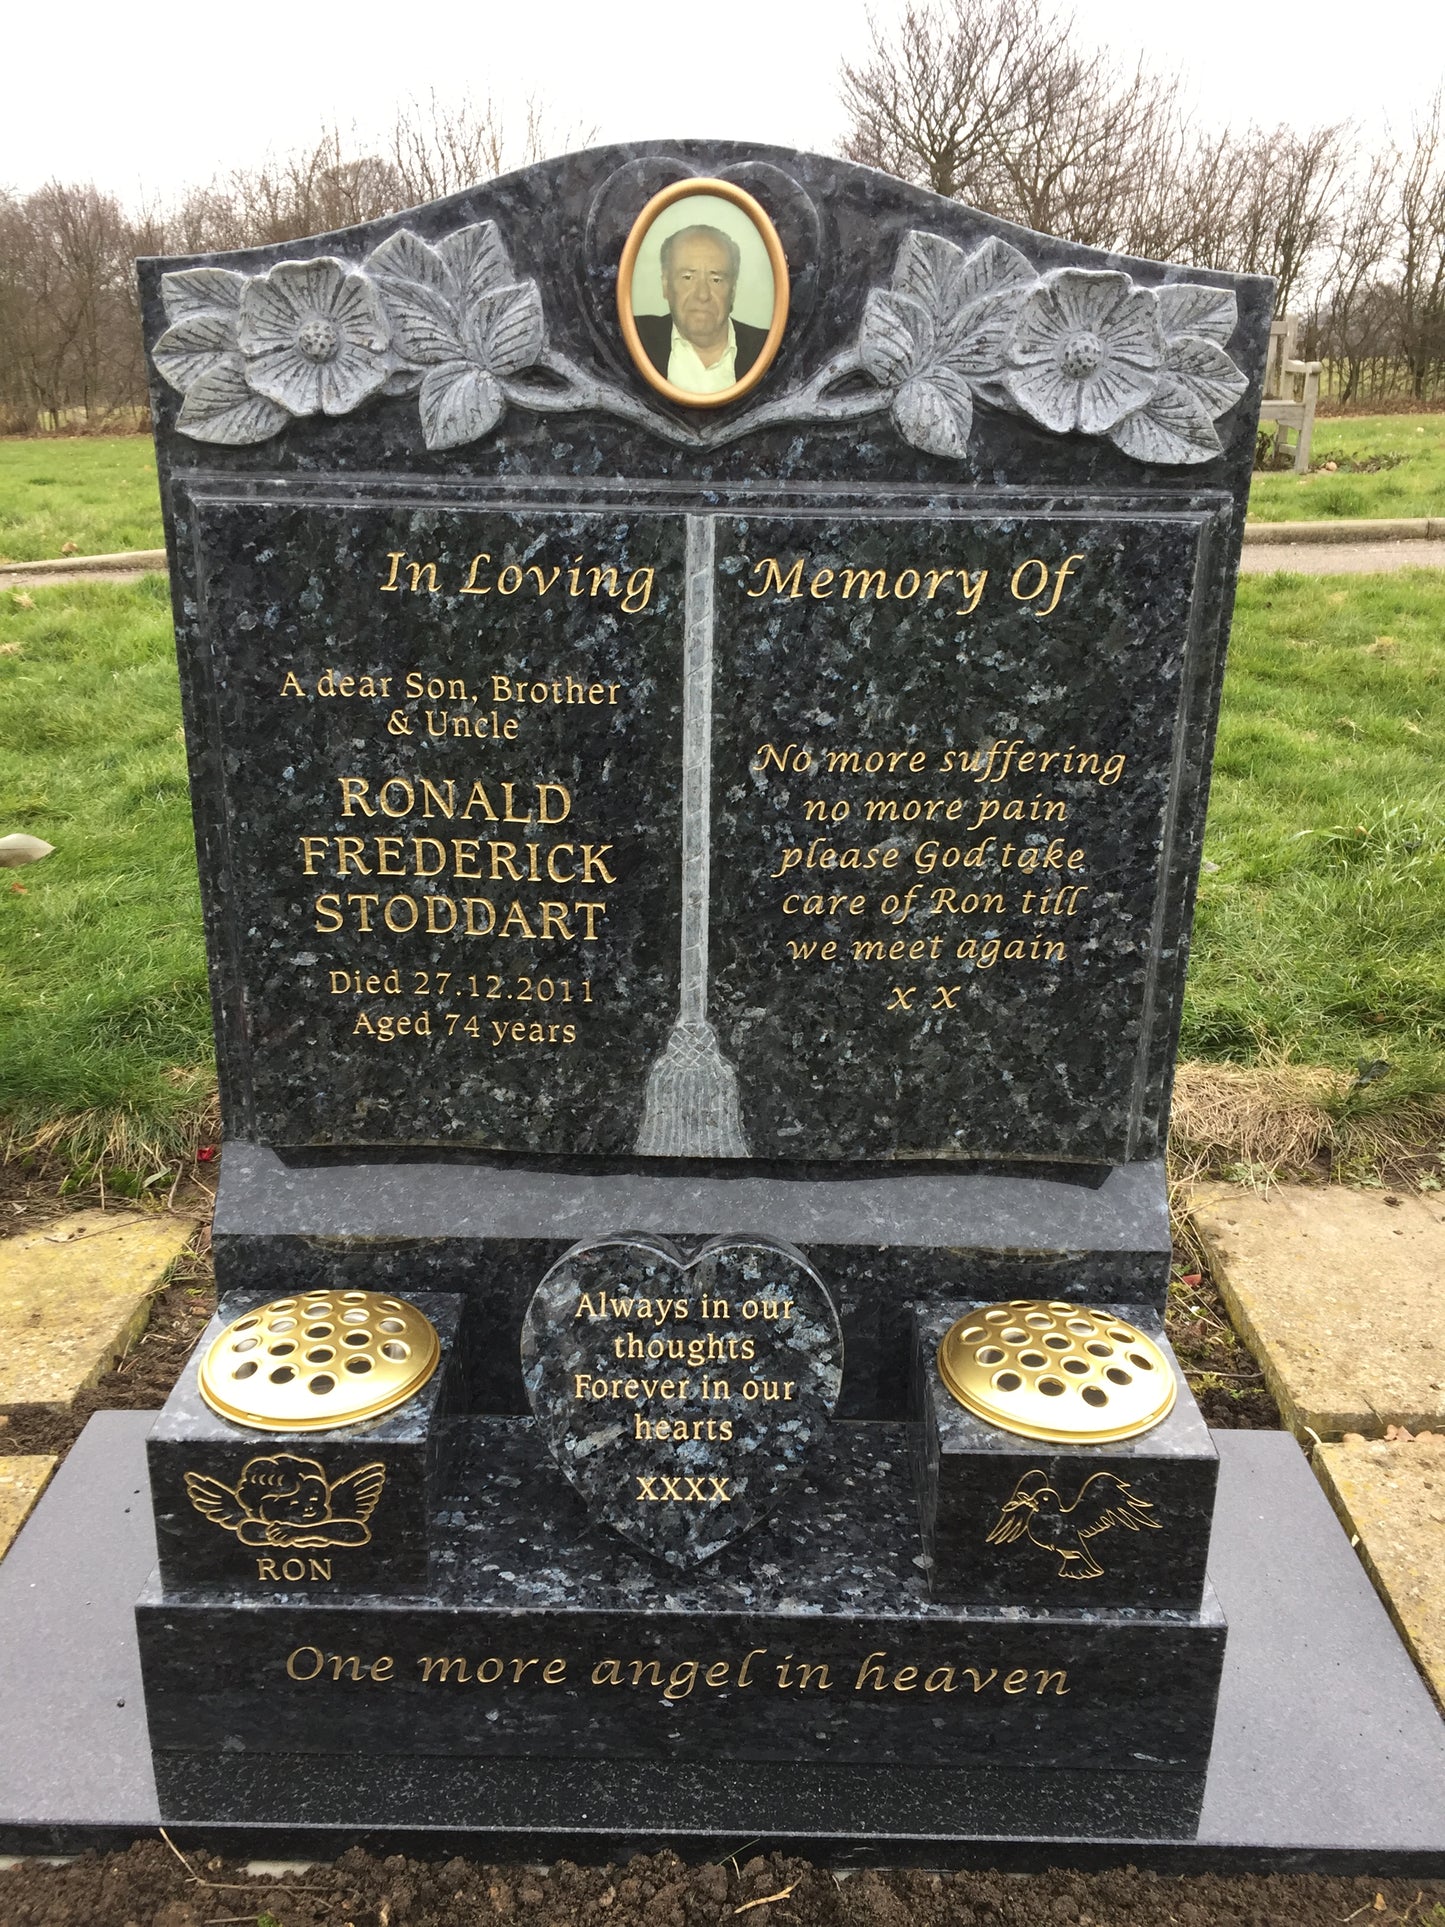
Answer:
[{"xmin": 3, "ymin": 0, "xmax": 1442, "ymax": 204}]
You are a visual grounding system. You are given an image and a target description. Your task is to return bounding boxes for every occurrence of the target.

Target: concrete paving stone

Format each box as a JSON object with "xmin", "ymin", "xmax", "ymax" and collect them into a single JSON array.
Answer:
[
  {"xmin": 0, "ymin": 1457, "xmax": 57, "ymax": 1561},
  {"xmin": 0, "ymin": 1211, "xmax": 194, "ymax": 1412},
  {"xmin": 1188, "ymin": 1182, "xmax": 1445, "ymax": 1440},
  {"xmin": 1238, "ymin": 538, "xmax": 1445, "ymax": 574},
  {"xmin": 1315, "ymin": 1437, "xmax": 1445, "ymax": 1707}
]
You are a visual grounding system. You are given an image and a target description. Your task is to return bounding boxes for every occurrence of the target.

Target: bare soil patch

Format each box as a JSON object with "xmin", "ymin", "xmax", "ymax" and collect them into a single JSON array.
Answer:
[{"xmin": 0, "ymin": 1842, "xmax": 1440, "ymax": 1927}]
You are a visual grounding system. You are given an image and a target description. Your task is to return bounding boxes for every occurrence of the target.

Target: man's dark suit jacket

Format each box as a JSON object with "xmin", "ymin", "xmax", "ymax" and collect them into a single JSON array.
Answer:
[{"xmin": 634, "ymin": 313, "xmax": 768, "ymax": 386}]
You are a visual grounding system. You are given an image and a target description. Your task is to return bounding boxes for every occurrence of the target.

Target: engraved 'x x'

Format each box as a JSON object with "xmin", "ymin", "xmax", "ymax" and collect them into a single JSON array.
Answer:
[
  {"xmin": 635, "ymin": 1475, "xmax": 732, "ymax": 1503},
  {"xmin": 886, "ymin": 985, "xmax": 916, "ymax": 1011}
]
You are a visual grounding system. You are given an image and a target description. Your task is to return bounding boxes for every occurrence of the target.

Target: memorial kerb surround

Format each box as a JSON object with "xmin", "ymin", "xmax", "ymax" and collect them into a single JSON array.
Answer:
[{"xmin": 125, "ymin": 142, "xmax": 1270, "ymax": 1848}]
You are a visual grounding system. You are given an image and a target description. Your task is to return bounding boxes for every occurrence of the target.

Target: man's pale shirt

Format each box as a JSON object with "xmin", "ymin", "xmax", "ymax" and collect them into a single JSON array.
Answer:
[{"xmin": 667, "ymin": 319, "xmax": 738, "ymax": 393}]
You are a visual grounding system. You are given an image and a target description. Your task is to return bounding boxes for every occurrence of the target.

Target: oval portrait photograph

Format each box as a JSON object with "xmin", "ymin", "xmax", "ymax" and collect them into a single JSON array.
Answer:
[{"xmin": 618, "ymin": 178, "xmax": 789, "ymax": 409}]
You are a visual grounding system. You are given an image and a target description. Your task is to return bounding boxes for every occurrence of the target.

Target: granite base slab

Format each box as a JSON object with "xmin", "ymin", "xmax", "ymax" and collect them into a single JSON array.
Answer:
[
  {"xmin": 213, "ymin": 1143, "xmax": 1171, "ymax": 1420},
  {"xmin": 135, "ymin": 1420, "xmax": 1225, "ymax": 1775},
  {"xmin": 2, "ymin": 1416, "xmax": 1443, "ymax": 1871}
]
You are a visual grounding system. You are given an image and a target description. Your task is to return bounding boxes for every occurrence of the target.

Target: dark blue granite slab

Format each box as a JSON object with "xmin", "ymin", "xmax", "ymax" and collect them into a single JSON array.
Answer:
[
  {"xmin": 146, "ymin": 1292, "xmax": 461, "ymax": 1594},
  {"xmin": 136, "ymin": 1419, "xmax": 1224, "ymax": 1774},
  {"xmin": 3, "ymin": 1417, "xmax": 1443, "ymax": 1869},
  {"xmin": 911, "ymin": 1303, "xmax": 1218, "ymax": 1612},
  {"xmin": 140, "ymin": 141, "xmax": 1269, "ymax": 1170},
  {"xmin": 211, "ymin": 1143, "xmax": 1174, "ymax": 1422}
]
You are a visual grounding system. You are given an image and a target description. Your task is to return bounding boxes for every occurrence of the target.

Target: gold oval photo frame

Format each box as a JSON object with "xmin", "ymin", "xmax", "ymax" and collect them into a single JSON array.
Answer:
[{"xmin": 617, "ymin": 177, "xmax": 790, "ymax": 411}]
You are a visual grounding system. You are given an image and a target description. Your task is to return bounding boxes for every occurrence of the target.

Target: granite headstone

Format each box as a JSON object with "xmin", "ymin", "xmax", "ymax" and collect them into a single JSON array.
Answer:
[{"xmin": 124, "ymin": 139, "xmax": 1274, "ymax": 1851}]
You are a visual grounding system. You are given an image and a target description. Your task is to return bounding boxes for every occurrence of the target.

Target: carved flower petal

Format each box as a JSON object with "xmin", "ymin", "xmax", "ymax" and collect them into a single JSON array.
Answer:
[
  {"xmin": 1008, "ymin": 286, "xmax": 1078, "ymax": 366},
  {"xmin": 161, "ymin": 267, "xmax": 246, "ymax": 324},
  {"xmin": 265, "ymin": 257, "xmax": 353, "ymax": 318},
  {"xmin": 468, "ymin": 281, "xmax": 544, "ymax": 376},
  {"xmin": 440, "ymin": 222, "xmax": 516, "ymax": 306},
  {"xmin": 1003, "ymin": 360, "xmax": 1082, "ymax": 435},
  {"xmin": 316, "ymin": 343, "xmax": 389, "ymax": 416},
  {"xmin": 325, "ymin": 271, "xmax": 389, "ymax": 352},
  {"xmin": 1100, "ymin": 286, "xmax": 1164, "ymax": 371},
  {"xmin": 1048, "ymin": 268, "xmax": 1134, "ymax": 334},
  {"xmin": 174, "ymin": 356, "xmax": 291, "ymax": 446},
  {"xmin": 238, "ymin": 275, "xmax": 309, "ymax": 356},
  {"xmin": 892, "ymin": 367, "xmax": 973, "ymax": 459},
  {"xmin": 1166, "ymin": 333, "xmax": 1248, "ymax": 416},
  {"xmin": 379, "ymin": 278, "xmax": 465, "ymax": 365},
  {"xmin": 419, "ymin": 361, "xmax": 504, "ymax": 450},
  {"xmin": 1075, "ymin": 350, "xmax": 1162, "ymax": 435},
  {"xmin": 244, "ymin": 343, "xmax": 326, "ymax": 416},
  {"xmin": 1110, "ymin": 374, "xmax": 1223, "ymax": 465},
  {"xmin": 153, "ymin": 309, "xmax": 239, "ymax": 392},
  {"xmin": 859, "ymin": 288, "xmax": 933, "ymax": 388},
  {"xmin": 1157, "ymin": 283, "xmax": 1237, "ymax": 345}
]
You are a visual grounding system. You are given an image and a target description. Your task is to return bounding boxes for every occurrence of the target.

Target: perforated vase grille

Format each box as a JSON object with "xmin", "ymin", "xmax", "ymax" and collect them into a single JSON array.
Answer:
[
  {"xmin": 198, "ymin": 1291, "xmax": 440, "ymax": 1431},
  {"xmin": 936, "ymin": 1300, "xmax": 1176, "ymax": 1443}
]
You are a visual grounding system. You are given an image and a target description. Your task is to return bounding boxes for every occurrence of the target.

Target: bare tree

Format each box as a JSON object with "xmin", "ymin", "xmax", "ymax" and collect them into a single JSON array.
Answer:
[{"xmin": 1395, "ymin": 87, "xmax": 1445, "ymax": 398}]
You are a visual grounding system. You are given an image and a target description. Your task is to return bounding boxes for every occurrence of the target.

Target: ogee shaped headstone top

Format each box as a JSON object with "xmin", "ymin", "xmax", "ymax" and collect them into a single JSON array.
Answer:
[{"xmin": 521, "ymin": 1234, "xmax": 843, "ymax": 1566}]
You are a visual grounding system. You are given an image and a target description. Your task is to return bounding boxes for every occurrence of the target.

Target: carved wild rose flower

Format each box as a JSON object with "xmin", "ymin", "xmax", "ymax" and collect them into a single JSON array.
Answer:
[
  {"xmin": 1006, "ymin": 269, "xmax": 1163, "ymax": 436},
  {"xmin": 237, "ymin": 259, "xmax": 390, "ymax": 417}
]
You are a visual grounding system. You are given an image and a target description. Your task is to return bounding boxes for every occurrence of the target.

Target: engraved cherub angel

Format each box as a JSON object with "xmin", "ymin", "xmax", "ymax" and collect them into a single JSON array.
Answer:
[
  {"xmin": 184, "ymin": 1453, "xmax": 385, "ymax": 1548},
  {"xmin": 985, "ymin": 1468, "xmax": 1159, "ymax": 1580}
]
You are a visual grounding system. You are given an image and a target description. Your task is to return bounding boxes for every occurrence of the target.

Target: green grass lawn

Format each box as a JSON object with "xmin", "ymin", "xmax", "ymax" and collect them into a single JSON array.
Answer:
[
  {"xmin": 0, "ymin": 419, "xmax": 1441, "ymax": 570},
  {"xmin": 2, "ymin": 565, "xmax": 1443, "ymax": 1177},
  {"xmin": 0, "ymin": 437, "xmax": 164, "ymax": 564},
  {"xmin": 1186, "ymin": 567, "xmax": 1445, "ymax": 1114},
  {"xmin": 1248, "ymin": 412, "xmax": 1445, "ymax": 522},
  {"xmin": 0, "ymin": 575, "xmax": 212, "ymax": 1180}
]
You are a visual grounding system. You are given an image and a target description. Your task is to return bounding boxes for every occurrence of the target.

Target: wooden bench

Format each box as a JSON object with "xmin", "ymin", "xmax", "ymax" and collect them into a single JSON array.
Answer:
[{"xmin": 1258, "ymin": 314, "xmax": 1321, "ymax": 474}]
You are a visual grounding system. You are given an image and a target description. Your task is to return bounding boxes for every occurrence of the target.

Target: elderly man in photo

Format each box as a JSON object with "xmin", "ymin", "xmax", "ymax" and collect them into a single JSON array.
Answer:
[{"xmin": 636, "ymin": 224, "xmax": 768, "ymax": 395}]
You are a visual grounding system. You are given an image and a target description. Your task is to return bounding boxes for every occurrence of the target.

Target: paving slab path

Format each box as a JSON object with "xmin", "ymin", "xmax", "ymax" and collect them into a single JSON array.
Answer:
[
  {"xmin": 0, "ymin": 1457, "xmax": 55, "ymax": 1561},
  {"xmin": 1315, "ymin": 1435, "xmax": 1445, "ymax": 1708},
  {"xmin": 1239, "ymin": 537, "xmax": 1445, "ymax": 574},
  {"xmin": 0, "ymin": 1210, "xmax": 194, "ymax": 1413},
  {"xmin": 1187, "ymin": 1182, "xmax": 1445, "ymax": 1441}
]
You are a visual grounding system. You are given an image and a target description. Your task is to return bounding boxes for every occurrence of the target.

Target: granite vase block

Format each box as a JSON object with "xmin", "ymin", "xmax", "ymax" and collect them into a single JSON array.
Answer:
[
  {"xmin": 146, "ymin": 1292, "xmax": 462, "ymax": 1596},
  {"xmin": 136, "ymin": 1418, "xmax": 1225, "ymax": 1777},
  {"xmin": 912, "ymin": 1304, "xmax": 1219, "ymax": 1613}
]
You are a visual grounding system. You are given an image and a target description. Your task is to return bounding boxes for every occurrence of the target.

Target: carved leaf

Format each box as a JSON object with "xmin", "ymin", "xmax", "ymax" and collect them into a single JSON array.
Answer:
[
  {"xmin": 367, "ymin": 229, "xmax": 454, "ymax": 296},
  {"xmin": 858, "ymin": 288, "xmax": 932, "ymax": 388},
  {"xmin": 1109, "ymin": 374, "xmax": 1223, "ymax": 465},
  {"xmin": 174, "ymin": 356, "xmax": 291, "ymax": 445},
  {"xmin": 153, "ymin": 309, "xmax": 239, "ymax": 392},
  {"xmin": 419, "ymin": 360, "xmax": 504, "ymax": 449},
  {"xmin": 468, "ymin": 281, "xmax": 545, "ymax": 375},
  {"xmin": 440, "ymin": 221, "xmax": 516, "ymax": 307},
  {"xmin": 1166, "ymin": 333, "xmax": 1249, "ymax": 417},
  {"xmin": 936, "ymin": 283, "xmax": 1032, "ymax": 373},
  {"xmin": 376, "ymin": 276, "xmax": 465, "ymax": 366},
  {"xmin": 892, "ymin": 366, "xmax": 974, "ymax": 459},
  {"xmin": 891, "ymin": 230, "xmax": 969, "ymax": 313},
  {"xmin": 1156, "ymin": 283, "xmax": 1237, "ymax": 345},
  {"xmin": 161, "ymin": 267, "xmax": 245, "ymax": 324}
]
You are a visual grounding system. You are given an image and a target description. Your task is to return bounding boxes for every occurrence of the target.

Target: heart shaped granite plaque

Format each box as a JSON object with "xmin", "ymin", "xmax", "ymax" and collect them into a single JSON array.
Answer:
[{"xmin": 521, "ymin": 1234, "xmax": 843, "ymax": 1567}]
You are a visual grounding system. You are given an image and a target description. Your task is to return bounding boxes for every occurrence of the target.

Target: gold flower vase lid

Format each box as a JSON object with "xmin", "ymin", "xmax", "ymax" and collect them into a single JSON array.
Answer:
[
  {"xmin": 198, "ymin": 1290, "xmax": 440, "ymax": 1431},
  {"xmin": 937, "ymin": 1299, "xmax": 1176, "ymax": 1444}
]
